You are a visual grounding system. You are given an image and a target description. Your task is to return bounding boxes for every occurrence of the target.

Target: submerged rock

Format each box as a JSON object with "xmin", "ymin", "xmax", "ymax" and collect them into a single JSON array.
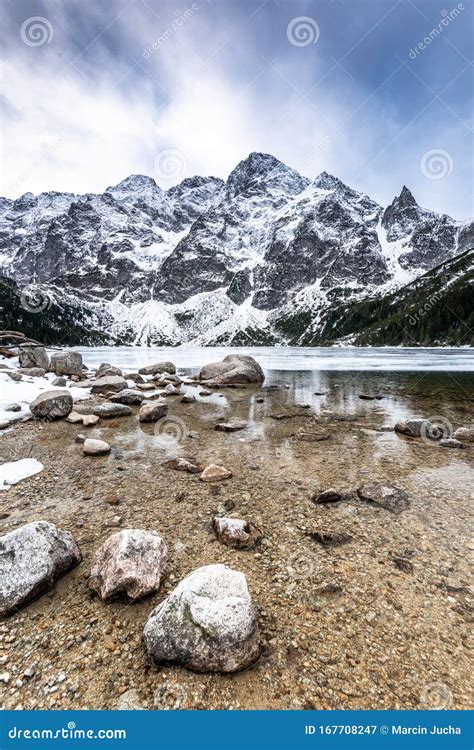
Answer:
[
  {"xmin": 88, "ymin": 529, "xmax": 167, "ymax": 601},
  {"xmin": 50, "ymin": 351, "xmax": 83, "ymax": 377},
  {"xmin": 181, "ymin": 394, "xmax": 196, "ymax": 404},
  {"xmin": 215, "ymin": 420, "xmax": 247, "ymax": 433},
  {"xmin": 357, "ymin": 483, "xmax": 409, "ymax": 514},
  {"xmin": 213, "ymin": 517, "xmax": 263, "ymax": 550},
  {"xmin": 139, "ymin": 402, "xmax": 168, "ymax": 423},
  {"xmin": 163, "ymin": 458, "xmax": 203, "ymax": 474},
  {"xmin": 199, "ymin": 354, "xmax": 264, "ymax": 385},
  {"xmin": 200, "ymin": 464, "xmax": 232, "ymax": 482},
  {"xmin": 453, "ymin": 427, "xmax": 474, "ymax": 443},
  {"xmin": 143, "ymin": 564, "xmax": 261, "ymax": 673},
  {"xmin": 312, "ymin": 488, "xmax": 345, "ymax": 504},
  {"xmin": 394, "ymin": 418, "xmax": 427, "ymax": 438},
  {"xmin": 30, "ymin": 390, "xmax": 73, "ymax": 420},
  {"xmin": 439, "ymin": 438, "xmax": 465, "ymax": 449},
  {"xmin": 0, "ymin": 521, "xmax": 81, "ymax": 617}
]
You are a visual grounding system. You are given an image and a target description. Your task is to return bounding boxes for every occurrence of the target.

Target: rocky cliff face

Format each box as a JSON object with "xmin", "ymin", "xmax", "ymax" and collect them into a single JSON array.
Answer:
[{"xmin": 0, "ymin": 153, "xmax": 471, "ymax": 345}]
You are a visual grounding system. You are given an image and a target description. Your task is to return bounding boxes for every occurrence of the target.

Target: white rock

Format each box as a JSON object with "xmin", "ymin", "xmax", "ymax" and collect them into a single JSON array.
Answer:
[
  {"xmin": 83, "ymin": 438, "xmax": 111, "ymax": 455},
  {"xmin": 143, "ymin": 564, "xmax": 261, "ymax": 673}
]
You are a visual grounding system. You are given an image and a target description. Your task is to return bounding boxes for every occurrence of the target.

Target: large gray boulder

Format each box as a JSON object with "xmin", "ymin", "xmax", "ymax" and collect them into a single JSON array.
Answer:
[
  {"xmin": 143, "ymin": 564, "xmax": 261, "ymax": 673},
  {"xmin": 90, "ymin": 375, "xmax": 128, "ymax": 394},
  {"xmin": 0, "ymin": 521, "xmax": 81, "ymax": 617},
  {"xmin": 49, "ymin": 351, "xmax": 83, "ymax": 377},
  {"xmin": 18, "ymin": 345, "xmax": 49, "ymax": 371},
  {"xmin": 199, "ymin": 354, "xmax": 264, "ymax": 385},
  {"xmin": 138, "ymin": 361, "xmax": 176, "ymax": 376},
  {"xmin": 88, "ymin": 529, "xmax": 167, "ymax": 601},
  {"xmin": 29, "ymin": 389, "xmax": 73, "ymax": 419}
]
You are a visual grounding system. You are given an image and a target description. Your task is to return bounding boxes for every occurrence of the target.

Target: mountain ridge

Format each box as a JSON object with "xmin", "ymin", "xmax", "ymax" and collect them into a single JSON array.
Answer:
[{"xmin": 0, "ymin": 152, "xmax": 471, "ymax": 346}]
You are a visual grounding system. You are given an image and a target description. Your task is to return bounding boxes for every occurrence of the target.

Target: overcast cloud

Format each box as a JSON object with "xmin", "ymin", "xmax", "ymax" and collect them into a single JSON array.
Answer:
[{"xmin": 0, "ymin": 0, "xmax": 472, "ymax": 218}]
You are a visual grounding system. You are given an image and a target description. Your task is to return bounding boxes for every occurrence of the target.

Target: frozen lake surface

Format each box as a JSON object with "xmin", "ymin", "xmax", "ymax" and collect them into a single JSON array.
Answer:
[{"xmin": 73, "ymin": 346, "xmax": 474, "ymax": 373}]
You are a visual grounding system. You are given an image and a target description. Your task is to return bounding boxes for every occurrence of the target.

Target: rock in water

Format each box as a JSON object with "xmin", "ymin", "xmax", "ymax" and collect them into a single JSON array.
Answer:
[
  {"xmin": 90, "ymin": 376, "xmax": 128, "ymax": 395},
  {"xmin": 109, "ymin": 389, "xmax": 145, "ymax": 405},
  {"xmin": 143, "ymin": 564, "xmax": 261, "ymax": 673},
  {"xmin": 18, "ymin": 344, "xmax": 49, "ymax": 371},
  {"xmin": 49, "ymin": 351, "xmax": 83, "ymax": 377},
  {"xmin": 199, "ymin": 354, "xmax": 265, "ymax": 385},
  {"xmin": 200, "ymin": 464, "xmax": 232, "ymax": 482},
  {"xmin": 312, "ymin": 488, "xmax": 345, "ymax": 504},
  {"xmin": 215, "ymin": 420, "xmax": 248, "ymax": 433},
  {"xmin": 213, "ymin": 517, "xmax": 262, "ymax": 549},
  {"xmin": 357, "ymin": 483, "xmax": 409, "ymax": 514},
  {"xmin": 83, "ymin": 438, "xmax": 111, "ymax": 455},
  {"xmin": 162, "ymin": 458, "xmax": 203, "ymax": 474},
  {"xmin": 0, "ymin": 521, "xmax": 81, "ymax": 617},
  {"xmin": 92, "ymin": 403, "xmax": 132, "ymax": 418},
  {"xmin": 139, "ymin": 402, "xmax": 168, "ymax": 423},
  {"xmin": 29, "ymin": 390, "xmax": 73, "ymax": 419},
  {"xmin": 440, "ymin": 438, "xmax": 465, "ymax": 449},
  {"xmin": 88, "ymin": 529, "xmax": 167, "ymax": 601},
  {"xmin": 394, "ymin": 418, "xmax": 427, "ymax": 437},
  {"xmin": 453, "ymin": 427, "xmax": 474, "ymax": 443},
  {"xmin": 138, "ymin": 361, "xmax": 176, "ymax": 376}
]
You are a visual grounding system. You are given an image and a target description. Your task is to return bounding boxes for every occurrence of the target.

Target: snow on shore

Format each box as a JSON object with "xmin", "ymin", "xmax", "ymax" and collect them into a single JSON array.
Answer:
[{"xmin": 0, "ymin": 458, "xmax": 44, "ymax": 490}]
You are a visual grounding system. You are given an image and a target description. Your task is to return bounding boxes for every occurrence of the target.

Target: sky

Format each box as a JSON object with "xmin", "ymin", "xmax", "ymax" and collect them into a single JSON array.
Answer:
[{"xmin": 0, "ymin": 0, "xmax": 473, "ymax": 219}]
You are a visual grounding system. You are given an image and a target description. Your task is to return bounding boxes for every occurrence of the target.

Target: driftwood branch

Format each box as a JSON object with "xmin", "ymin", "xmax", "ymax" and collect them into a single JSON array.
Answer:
[{"xmin": 0, "ymin": 331, "xmax": 61, "ymax": 350}]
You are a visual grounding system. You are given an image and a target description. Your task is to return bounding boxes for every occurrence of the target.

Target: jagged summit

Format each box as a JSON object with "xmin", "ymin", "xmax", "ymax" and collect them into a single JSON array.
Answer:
[
  {"xmin": 226, "ymin": 152, "xmax": 309, "ymax": 198},
  {"xmin": 106, "ymin": 174, "xmax": 159, "ymax": 194}
]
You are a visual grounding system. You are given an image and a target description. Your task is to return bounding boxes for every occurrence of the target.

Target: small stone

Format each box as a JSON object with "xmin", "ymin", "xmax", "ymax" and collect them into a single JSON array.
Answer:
[
  {"xmin": 139, "ymin": 402, "xmax": 168, "ymax": 423},
  {"xmin": 181, "ymin": 394, "xmax": 196, "ymax": 404},
  {"xmin": 200, "ymin": 464, "xmax": 232, "ymax": 482},
  {"xmin": 308, "ymin": 529, "xmax": 353, "ymax": 547},
  {"xmin": 104, "ymin": 494, "xmax": 120, "ymax": 505},
  {"xmin": 75, "ymin": 433, "xmax": 86, "ymax": 444},
  {"xmin": 0, "ymin": 672, "xmax": 11, "ymax": 684},
  {"xmin": 6, "ymin": 371, "xmax": 22, "ymax": 382},
  {"xmin": 357, "ymin": 483, "xmax": 409, "ymax": 514},
  {"xmin": 312, "ymin": 488, "xmax": 344, "ymax": 504},
  {"xmin": 66, "ymin": 411, "xmax": 84, "ymax": 423},
  {"xmin": 162, "ymin": 458, "xmax": 203, "ymax": 474},
  {"xmin": 296, "ymin": 432, "xmax": 330, "ymax": 442},
  {"xmin": 82, "ymin": 414, "xmax": 99, "ymax": 427},
  {"xmin": 83, "ymin": 438, "xmax": 111, "ymax": 455},
  {"xmin": 453, "ymin": 427, "xmax": 474, "ymax": 443},
  {"xmin": 394, "ymin": 418, "xmax": 427, "ymax": 438},
  {"xmin": 23, "ymin": 663, "xmax": 37, "ymax": 680},
  {"xmin": 440, "ymin": 438, "xmax": 465, "ymax": 449},
  {"xmin": 52, "ymin": 377, "xmax": 67, "ymax": 387},
  {"xmin": 213, "ymin": 517, "xmax": 263, "ymax": 550},
  {"xmin": 93, "ymin": 403, "xmax": 132, "ymax": 418},
  {"xmin": 215, "ymin": 420, "xmax": 247, "ymax": 433},
  {"xmin": 5, "ymin": 403, "xmax": 21, "ymax": 412}
]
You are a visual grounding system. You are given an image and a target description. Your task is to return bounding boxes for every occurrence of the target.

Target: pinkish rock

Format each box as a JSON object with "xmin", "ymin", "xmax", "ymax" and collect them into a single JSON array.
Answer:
[
  {"xmin": 212, "ymin": 517, "xmax": 262, "ymax": 550},
  {"xmin": 199, "ymin": 464, "xmax": 232, "ymax": 482},
  {"xmin": 83, "ymin": 438, "xmax": 111, "ymax": 455}
]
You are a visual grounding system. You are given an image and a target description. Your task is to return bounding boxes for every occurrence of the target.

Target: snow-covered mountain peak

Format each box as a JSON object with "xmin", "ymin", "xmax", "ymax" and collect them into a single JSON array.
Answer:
[{"xmin": 226, "ymin": 152, "xmax": 309, "ymax": 199}]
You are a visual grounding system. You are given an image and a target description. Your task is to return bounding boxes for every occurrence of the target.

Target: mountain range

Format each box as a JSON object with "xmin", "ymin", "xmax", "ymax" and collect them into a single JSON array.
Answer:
[{"xmin": 0, "ymin": 152, "xmax": 472, "ymax": 346}]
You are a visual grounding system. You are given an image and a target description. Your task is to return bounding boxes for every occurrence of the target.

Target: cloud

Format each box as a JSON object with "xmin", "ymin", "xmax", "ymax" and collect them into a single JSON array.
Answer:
[{"xmin": 0, "ymin": 0, "xmax": 471, "ymax": 219}]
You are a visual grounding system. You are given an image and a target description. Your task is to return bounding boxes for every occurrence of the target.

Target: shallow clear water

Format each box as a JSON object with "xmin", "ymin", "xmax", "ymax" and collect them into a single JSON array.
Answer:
[{"xmin": 73, "ymin": 345, "xmax": 474, "ymax": 373}]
